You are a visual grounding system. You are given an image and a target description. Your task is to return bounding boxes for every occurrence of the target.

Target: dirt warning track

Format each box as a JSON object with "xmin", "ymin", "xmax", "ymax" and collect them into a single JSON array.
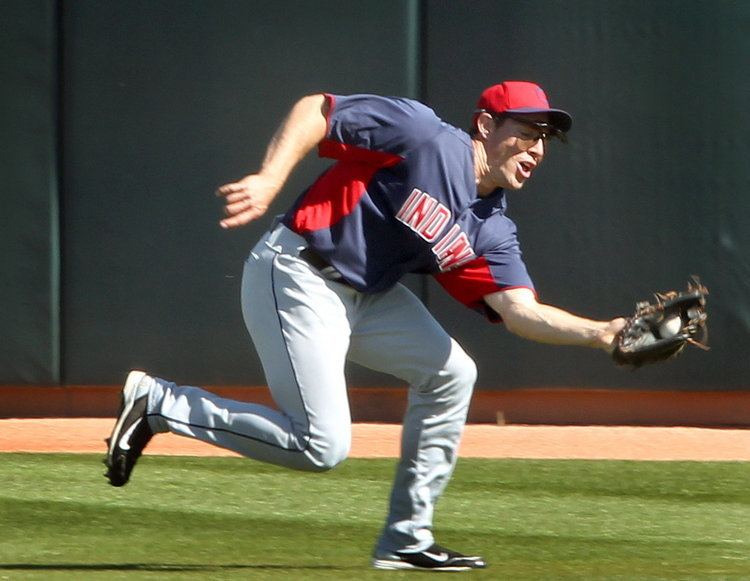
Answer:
[{"xmin": 1, "ymin": 419, "xmax": 749, "ymax": 461}]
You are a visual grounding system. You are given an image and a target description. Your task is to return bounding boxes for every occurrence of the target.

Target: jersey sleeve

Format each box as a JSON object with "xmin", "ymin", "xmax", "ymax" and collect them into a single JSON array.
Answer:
[
  {"xmin": 433, "ymin": 240, "xmax": 534, "ymax": 322},
  {"xmin": 319, "ymin": 93, "xmax": 442, "ymax": 164}
]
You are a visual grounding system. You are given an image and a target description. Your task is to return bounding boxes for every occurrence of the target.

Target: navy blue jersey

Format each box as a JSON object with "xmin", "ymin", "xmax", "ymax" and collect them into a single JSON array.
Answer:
[{"xmin": 282, "ymin": 93, "xmax": 534, "ymax": 320}]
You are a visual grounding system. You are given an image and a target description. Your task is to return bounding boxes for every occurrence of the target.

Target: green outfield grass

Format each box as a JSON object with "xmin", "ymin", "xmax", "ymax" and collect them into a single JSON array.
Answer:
[{"xmin": 0, "ymin": 454, "xmax": 748, "ymax": 580}]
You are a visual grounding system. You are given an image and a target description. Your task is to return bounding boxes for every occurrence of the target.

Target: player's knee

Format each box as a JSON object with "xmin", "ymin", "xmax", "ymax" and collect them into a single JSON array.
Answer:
[
  {"xmin": 305, "ymin": 431, "xmax": 351, "ymax": 472},
  {"xmin": 447, "ymin": 348, "xmax": 478, "ymax": 389},
  {"xmin": 414, "ymin": 346, "xmax": 477, "ymax": 400}
]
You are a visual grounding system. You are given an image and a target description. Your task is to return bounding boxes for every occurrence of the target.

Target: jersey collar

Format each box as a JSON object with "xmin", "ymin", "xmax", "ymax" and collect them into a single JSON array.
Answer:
[{"xmin": 471, "ymin": 187, "xmax": 507, "ymax": 216}]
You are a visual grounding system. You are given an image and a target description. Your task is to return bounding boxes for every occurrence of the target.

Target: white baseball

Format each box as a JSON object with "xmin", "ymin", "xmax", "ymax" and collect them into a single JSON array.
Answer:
[{"xmin": 659, "ymin": 315, "xmax": 682, "ymax": 338}]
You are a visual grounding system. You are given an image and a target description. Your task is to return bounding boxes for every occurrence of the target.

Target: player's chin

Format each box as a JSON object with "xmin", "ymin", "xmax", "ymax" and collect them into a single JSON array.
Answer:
[
  {"xmin": 511, "ymin": 168, "xmax": 535, "ymax": 189},
  {"xmin": 494, "ymin": 166, "xmax": 528, "ymax": 190},
  {"xmin": 507, "ymin": 175, "xmax": 529, "ymax": 190}
]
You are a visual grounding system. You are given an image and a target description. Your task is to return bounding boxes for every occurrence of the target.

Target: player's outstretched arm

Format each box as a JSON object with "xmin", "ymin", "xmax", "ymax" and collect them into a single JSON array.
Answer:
[
  {"xmin": 484, "ymin": 288, "xmax": 626, "ymax": 352},
  {"xmin": 216, "ymin": 94, "xmax": 330, "ymax": 229}
]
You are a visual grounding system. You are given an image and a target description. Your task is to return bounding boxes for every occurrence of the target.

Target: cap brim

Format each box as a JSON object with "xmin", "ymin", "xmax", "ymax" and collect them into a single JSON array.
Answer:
[{"xmin": 505, "ymin": 107, "xmax": 572, "ymax": 133}]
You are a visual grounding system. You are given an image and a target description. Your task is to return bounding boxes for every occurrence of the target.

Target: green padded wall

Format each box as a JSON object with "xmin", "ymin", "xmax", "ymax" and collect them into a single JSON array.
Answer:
[
  {"xmin": 0, "ymin": 0, "xmax": 59, "ymax": 383},
  {"xmin": 424, "ymin": 0, "xmax": 750, "ymax": 389},
  {"xmin": 61, "ymin": 0, "xmax": 420, "ymax": 384},
  {"xmin": 3, "ymin": 0, "xmax": 748, "ymax": 391}
]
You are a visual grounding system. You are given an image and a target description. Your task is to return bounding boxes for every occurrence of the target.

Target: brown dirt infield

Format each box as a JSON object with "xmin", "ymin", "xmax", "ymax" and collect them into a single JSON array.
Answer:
[{"xmin": 1, "ymin": 419, "xmax": 749, "ymax": 461}]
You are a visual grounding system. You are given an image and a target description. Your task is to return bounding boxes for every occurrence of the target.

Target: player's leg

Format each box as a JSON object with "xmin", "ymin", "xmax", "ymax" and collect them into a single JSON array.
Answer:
[
  {"xmin": 153, "ymin": 226, "xmax": 354, "ymax": 470},
  {"xmin": 346, "ymin": 283, "xmax": 482, "ymax": 568},
  {"xmin": 108, "ymin": 224, "xmax": 354, "ymax": 483}
]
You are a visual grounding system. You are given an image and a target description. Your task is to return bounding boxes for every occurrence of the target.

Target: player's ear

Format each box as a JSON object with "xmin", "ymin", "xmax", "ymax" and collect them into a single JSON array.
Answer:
[{"xmin": 474, "ymin": 112, "xmax": 496, "ymax": 140}]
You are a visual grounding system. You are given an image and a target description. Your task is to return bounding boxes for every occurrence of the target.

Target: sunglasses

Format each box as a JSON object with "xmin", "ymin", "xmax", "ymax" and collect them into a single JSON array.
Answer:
[{"xmin": 482, "ymin": 111, "xmax": 568, "ymax": 150}]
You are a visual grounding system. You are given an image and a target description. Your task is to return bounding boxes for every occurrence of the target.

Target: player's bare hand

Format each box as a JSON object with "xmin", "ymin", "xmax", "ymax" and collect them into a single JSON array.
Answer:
[
  {"xmin": 216, "ymin": 174, "xmax": 281, "ymax": 229},
  {"xmin": 598, "ymin": 317, "xmax": 627, "ymax": 353}
]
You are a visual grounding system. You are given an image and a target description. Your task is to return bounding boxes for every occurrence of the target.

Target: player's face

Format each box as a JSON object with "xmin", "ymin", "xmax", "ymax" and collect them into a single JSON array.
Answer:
[{"xmin": 483, "ymin": 115, "xmax": 549, "ymax": 191}]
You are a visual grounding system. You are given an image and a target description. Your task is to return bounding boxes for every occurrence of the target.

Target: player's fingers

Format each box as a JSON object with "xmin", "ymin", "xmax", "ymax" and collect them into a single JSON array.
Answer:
[
  {"xmin": 219, "ymin": 210, "xmax": 258, "ymax": 229},
  {"xmin": 220, "ymin": 206, "xmax": 266, "ymax": 229},
  {"xmin": 224, "ymin": 198, "xmax": 253, "ymax": 216},
  {"xmin": 215, "ymin": 182, "xmax": 243, "ymax": 196},
  {"xmin": 222, "ymin": 204, "xmax": 249, "ymax": 222},
  {"xmin": 219, "ymin": 208, "xmax": 248, "ymax": 228},
  {"xmin": 222, "ymin": 191, "xmax": 251, "ymax": 204},
  {"xmin": 220, "ymin": 216, "xmax": 243, "ymax": 229}
]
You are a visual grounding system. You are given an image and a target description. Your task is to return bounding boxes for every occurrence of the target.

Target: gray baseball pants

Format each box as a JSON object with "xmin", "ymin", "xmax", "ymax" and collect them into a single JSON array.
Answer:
[{"xmin": 146, "ymin": 223, "xmax": 477, "ymax": 553}]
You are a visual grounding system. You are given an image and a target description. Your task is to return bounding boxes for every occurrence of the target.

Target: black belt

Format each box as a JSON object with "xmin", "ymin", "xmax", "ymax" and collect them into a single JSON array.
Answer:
[{"xmin": 299, "ymin": 248, "xmax": 346, "ymax": 283}]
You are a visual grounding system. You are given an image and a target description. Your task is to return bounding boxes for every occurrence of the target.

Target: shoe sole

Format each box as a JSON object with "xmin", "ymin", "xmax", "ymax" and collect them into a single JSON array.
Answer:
[
  {"xmin": 371, "ymin": 559, "xmax": 471, "ymax": 572},
  {"xmin": 105, "ymin": 370, "xmax": 148, "ymax": 461}
]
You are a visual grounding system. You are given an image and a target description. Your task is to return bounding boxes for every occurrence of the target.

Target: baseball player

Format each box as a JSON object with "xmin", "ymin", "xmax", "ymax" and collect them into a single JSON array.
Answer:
[{"xmin": 105, "ymin": 81, "xmax": 626, "ymax": 572}]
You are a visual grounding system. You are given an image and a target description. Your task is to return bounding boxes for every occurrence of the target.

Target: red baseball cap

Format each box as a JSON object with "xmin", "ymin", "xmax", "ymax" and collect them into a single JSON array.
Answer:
[{"xmin": 474, "ymin": 81, "xmax": 572, "ymax": 133}]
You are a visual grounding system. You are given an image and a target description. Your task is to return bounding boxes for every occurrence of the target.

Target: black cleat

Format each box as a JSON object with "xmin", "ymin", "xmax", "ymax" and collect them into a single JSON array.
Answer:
[
  {"xmin": 372, "ymin": 543, "xmax": 487, "ymax": 571},
  {"xmin": 104, "ymin": 371, "xmax": 154, "ymax": 487}
]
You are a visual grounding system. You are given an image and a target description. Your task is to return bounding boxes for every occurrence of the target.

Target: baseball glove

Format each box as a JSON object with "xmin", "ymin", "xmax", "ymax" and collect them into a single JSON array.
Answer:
[{"xmin": 612, "ymin": 277, "xmax": 709, "ymax": 368}]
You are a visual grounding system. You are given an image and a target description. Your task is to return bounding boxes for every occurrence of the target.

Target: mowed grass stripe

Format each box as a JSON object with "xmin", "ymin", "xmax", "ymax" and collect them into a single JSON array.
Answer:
[{"xmin": 0, "ymin": 454, "xmax": 748, "ymax": 580}]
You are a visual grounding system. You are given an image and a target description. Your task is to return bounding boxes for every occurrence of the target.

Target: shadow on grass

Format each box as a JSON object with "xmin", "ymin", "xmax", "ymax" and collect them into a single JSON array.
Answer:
[{"xmin": 0, "ymin": 563, "xmax": 360, "ymax": 572}]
